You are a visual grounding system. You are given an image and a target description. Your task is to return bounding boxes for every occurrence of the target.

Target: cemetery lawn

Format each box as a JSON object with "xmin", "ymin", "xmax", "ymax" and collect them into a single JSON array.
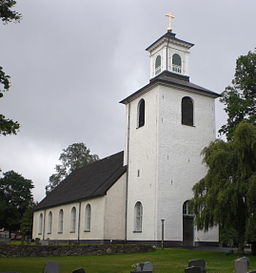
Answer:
[{"xmin": 1, "ymin": 248, "xmax": 256, "ymax": 273}]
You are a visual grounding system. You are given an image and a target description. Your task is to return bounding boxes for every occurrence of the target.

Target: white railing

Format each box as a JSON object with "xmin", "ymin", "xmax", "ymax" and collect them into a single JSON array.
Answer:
[
  {"xmin": 172, "ymin": 64, "xmax": 182, "ymax": 73},
  {"xmin": 155, "ymin": 66, "xmax": 161, "ymax": 75}
]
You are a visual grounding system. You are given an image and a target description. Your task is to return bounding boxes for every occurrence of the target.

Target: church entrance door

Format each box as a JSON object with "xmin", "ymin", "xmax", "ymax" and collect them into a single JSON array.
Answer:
[
  {"xmin": 182, "ymin": 200, "xmax": 194, "ymax": 247},
  {"xmin": 183, "ymin": 215, "xmax": 194, "ymax": 247}
]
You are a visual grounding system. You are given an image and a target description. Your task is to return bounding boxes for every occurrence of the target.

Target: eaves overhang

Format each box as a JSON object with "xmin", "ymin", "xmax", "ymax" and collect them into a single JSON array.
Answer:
[{"xmin": 120, "ymin": 72, "xmax": 220, "ymax": 105}]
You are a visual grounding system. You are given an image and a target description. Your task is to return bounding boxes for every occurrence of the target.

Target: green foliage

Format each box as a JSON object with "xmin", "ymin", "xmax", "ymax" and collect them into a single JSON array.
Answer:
[
  {"xmin": 0, "ymin": 0, "xmax": 21, "ymax": 136},
  {"xmin": 46, "ymin": 143, "xmax": 99, "ymax": 192},
  {"xmin": 0, "ymin": 0, "xmax": 21, "ymax": 23},
  {"xmin": 0, "ymin": 65, "xmax": 20, "ymax": 136},
  {"xmin": 20, "ymin": 203, "xmax": 36, "ymax": 237},
  {"xmin": 219, "ymin": 50, "xmax": 256, "ymax": 139},
  {"xmin": 0, "ymin": 113, "xmax": 20, "ymax": 135},
  {"xmin": 191, "ymin": 122, "xmax": 256, "ymax": 248},
  {"xmin": 0, "ymin": 171, "xmax": 34, "ymax": 234},
  {"xmin": 219, "ymin": 227, "xmax": 239, "ymax": 247},
  {"xmin": 0, "ymin": 65, "xmax": 10, "ymax": 95},
  {"xmin": 192, "ymin": 49, "xmax": 256, "ymax": 249}
]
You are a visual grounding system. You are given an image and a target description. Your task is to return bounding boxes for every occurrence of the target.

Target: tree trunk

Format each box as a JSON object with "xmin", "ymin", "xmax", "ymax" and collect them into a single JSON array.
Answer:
[
  {"xmin": 238, "ymin": 242, "xmax": 245, "ymax": 254},
  {"xmin": 251, "ymin": 242, "xmax": 256, "ymax": 256}
]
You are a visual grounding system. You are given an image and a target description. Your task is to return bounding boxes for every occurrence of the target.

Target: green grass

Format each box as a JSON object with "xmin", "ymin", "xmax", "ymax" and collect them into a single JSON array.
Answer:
[
  {"xmin": 0, "ymin": 248, "xmax": 256, "ymax": 273},
  {"xmin": 8, "ymin": 240, "xmax": 37, "ymax": 246}
]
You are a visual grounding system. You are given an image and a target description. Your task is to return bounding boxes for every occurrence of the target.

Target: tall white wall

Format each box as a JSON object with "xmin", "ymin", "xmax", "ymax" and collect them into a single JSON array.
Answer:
[
  {"xmin": 126, "ymin": 87, "xmax": 160, "ymax": 241},
  {"xmin": 156, "ymin": 85, "xmax": 218, "ymax": 242},
  {"xmin": 125, "ymin": 83, "xmax": 219, "ymax": 243}
]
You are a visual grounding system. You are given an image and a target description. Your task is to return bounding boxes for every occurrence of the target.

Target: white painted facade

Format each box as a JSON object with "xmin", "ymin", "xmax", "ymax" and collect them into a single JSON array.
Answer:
[
  {"xmin": 124, "ymin": 83, "xmax": 219, "ymax": 244},
  {"xmin": 33, "ymin": 173, "xmax": 126, "ymax": 241},
  {"xmin": 124, "ymin": 31, "xmax": 219, "ymax": 245},
  {"xmin": 33, "ymin": 30, "xmax": 219, "ymax": 246}
]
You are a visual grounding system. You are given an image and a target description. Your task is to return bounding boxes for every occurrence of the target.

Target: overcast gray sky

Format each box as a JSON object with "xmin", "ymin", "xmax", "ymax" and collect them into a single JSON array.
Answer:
[{"xmin": 1, "ymin": 0, "xmax": 255, "ymax": 202}]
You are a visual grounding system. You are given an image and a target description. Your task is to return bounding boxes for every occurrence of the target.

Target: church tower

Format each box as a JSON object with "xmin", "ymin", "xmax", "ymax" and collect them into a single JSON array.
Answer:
[{"xmin": 120, "ymin": 14, "xmax": 219, "ymax": 246}]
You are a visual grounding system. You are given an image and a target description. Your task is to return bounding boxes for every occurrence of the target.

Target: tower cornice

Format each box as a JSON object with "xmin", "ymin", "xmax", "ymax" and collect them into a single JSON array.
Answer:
[
  {"xmin": 120, "ymin": 71, "xmax": 220, "ymax": 105},
  {"xmin": 146, "ymin": 32, "xmax": 194, "ymax": 52}
]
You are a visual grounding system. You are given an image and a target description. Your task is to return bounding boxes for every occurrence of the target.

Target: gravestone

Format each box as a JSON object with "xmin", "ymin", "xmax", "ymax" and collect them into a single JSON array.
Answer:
[
  {"xmin": 234, "ymin": 257, "xmax": 249, "ymax": 273},
  {"xmin": 43, "ymin": 261, "xmax": 59, "ymax": 273},
  {"xmin": 132, "ymin": 261, "xmax": 153, "ymax": 273},
  {"xmin": 40, "ymin": 240, "xmax": 50, "ymax": 246},
  {"xmin": 72, "ymin": 269, "xmax": 86, "ymax": 273},
  {"xmin": 185, "ymin": 266, "xmax": 201, "ymax": 273},
  {"xmin": 188, "ymin": 259, "xmax": 205, "ymax": 273}
]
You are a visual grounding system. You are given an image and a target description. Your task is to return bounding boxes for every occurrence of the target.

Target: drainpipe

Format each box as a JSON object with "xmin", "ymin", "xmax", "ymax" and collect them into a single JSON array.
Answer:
[
  {"xmin": 77, "ymin": 201, "xmax": 81, "ymax": 244},
  {"xmin": 125, "ymin": 103, "xmax": 131, "ymax": 242},
  {"xmin": 161, "ymin": 219, "xmax": 165, "ymax": 249}
]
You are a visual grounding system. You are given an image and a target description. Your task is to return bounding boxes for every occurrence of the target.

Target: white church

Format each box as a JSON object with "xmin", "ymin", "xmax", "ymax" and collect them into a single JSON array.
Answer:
[{"xmin": 32, "ymin": 16, "xmax": 219, "ymax": 247}]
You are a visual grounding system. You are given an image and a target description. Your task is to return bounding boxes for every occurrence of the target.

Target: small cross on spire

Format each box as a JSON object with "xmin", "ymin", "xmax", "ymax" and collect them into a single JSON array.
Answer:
[{"xmin": 165, "ymin": 11, "xmax": 175, "ymax": 32}]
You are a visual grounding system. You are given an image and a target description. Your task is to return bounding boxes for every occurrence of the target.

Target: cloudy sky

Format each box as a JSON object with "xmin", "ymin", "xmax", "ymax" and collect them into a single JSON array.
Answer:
[{"xmin": 1, "ymin": 0, "xmax": 255, "ymax": 201}]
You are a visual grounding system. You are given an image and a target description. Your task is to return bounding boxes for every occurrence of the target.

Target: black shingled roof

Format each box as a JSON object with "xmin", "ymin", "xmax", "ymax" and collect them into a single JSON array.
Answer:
[
  {"xmin": 35, "ymin": 151, "xmax": 126, "ymax": 211},
  {"xmin": 120, "ymin": 71, "xmax": 220, "ymax": 104}
]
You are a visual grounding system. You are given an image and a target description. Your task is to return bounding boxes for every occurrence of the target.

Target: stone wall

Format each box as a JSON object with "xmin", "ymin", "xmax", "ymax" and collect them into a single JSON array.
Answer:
[{"xmin": 0, "ymin": 244, "xmax": 154, "ymax": 257}]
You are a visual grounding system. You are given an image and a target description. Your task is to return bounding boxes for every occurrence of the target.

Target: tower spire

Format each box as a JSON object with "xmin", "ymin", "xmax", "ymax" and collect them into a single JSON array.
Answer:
[{"xmin": 165, "ymin": 11, "xmax": 175, "ymax": 32}]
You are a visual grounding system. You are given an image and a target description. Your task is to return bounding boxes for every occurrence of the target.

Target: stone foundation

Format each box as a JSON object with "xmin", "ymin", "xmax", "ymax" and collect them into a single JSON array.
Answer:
[{"xmin": 0, "ymin": 244, "xmax": 154, "ymax": 257}]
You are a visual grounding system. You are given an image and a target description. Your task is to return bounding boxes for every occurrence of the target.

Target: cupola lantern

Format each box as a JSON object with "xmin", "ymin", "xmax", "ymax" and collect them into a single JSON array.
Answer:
[{"xmin": 146, "ymin": 12, "xmax": 194, "ymax": 79}]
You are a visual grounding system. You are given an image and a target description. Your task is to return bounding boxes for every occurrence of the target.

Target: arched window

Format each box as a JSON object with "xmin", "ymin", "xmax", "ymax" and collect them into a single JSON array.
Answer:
[
  {"xmin": 48, "ymin": 211, "xmax": 52, "ymax": 234},
  {"xmin": 58, "ymin": 209, "xmax": 64, "ymax": 233},
  {"xmin": 134, "ymin": 201, "xmax": 143, "ymax": 232},
  {"xmin": 39, "ymin": 213, "xmax": 43, "ymax": 235},
  {"xmin": 172, "ymin": 53, "xmax": 182, "ymax": 73},
  {"xmin": 155, "ymin": 55, "xmax": 161, "ymax": 75},
  {"xmin": 137, "ymin": 99, "xmax": 145, "ymax": 128},
  {"xmin": 71, "ymin": 207, "xmax": 76, "ymax": 233},
  {"xmin": 183, "ymin": 200, "xmax": 193, "ymax": 216},
  {"xmin": 181, "ymin": 97, "xmax": 194, "ymax": 126},
  {"xmin": 85, "ymin": 204, "xmax": 91, "ymax": 232}
]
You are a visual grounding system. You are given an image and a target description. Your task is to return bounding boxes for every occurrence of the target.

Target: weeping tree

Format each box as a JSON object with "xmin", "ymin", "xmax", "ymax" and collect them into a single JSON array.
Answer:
[
  {"xmin": 191, "ymin": 50, "xmax": 256, "ymax": 253},
  {"xmin": 191, "ymin": 122, "xmax": 256, "ymax": 251}
]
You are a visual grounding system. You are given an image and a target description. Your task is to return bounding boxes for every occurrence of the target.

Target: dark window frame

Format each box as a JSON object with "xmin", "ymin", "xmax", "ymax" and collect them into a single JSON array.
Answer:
[
  {"xmin": 181, "ymin": 96, "xmax": 194, "ymax": 126},
  {"xmin": 137, "ymin": 99, "xmax": 145, "ymax": 128}
]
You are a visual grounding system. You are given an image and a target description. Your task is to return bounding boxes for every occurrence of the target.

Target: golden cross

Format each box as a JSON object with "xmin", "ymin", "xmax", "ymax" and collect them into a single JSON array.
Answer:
[{"xmin": 165, "ymin": 11, "xmax": 175, "ymax": 31}]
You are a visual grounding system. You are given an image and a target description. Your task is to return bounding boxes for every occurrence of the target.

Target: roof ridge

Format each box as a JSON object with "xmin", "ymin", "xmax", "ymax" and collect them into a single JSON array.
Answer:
[{"xmin": 87, "ymin": 150, "xmax": 123, "ymax": 166}]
